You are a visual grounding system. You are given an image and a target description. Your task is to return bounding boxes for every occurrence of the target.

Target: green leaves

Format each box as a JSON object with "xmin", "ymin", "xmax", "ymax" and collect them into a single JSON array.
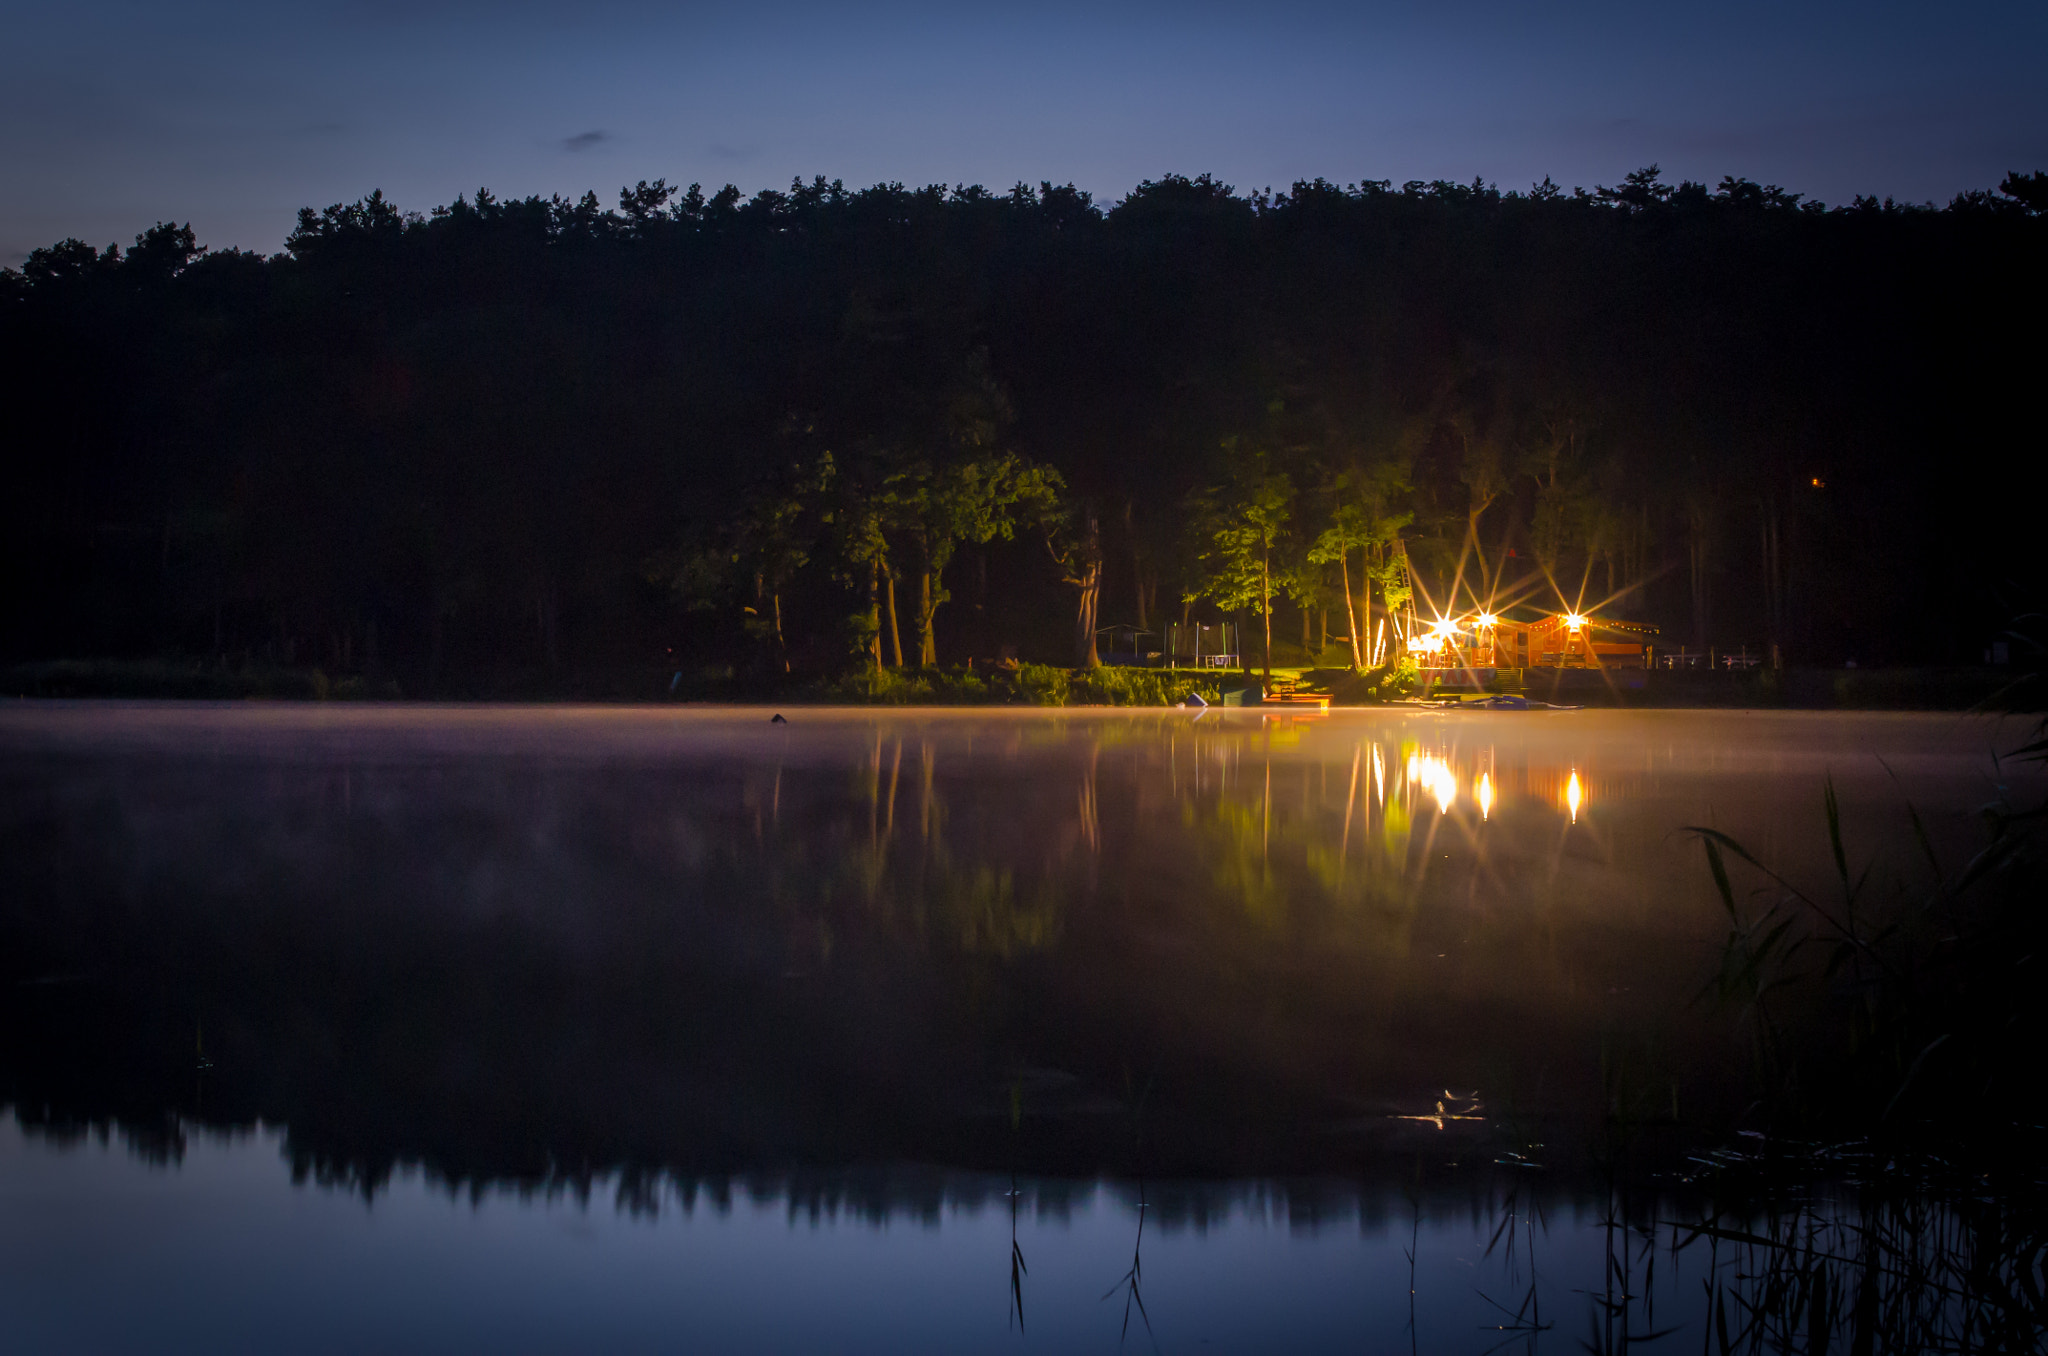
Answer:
[{"xmin": 1186, "ymin": 455, "xmax": 1293, "ymax": 615}]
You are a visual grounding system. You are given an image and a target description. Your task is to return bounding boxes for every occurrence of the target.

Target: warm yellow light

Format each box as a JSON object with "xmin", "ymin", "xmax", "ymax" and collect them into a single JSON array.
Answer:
[
  {"xmin": 1564, "ymin": 613, "xmax": 1587, "ymax": 630},
  {"xmin": 1565, "ymin": 770, "xmax": 1583, "ymax": 823},
  {"xmin": 1476, "ymin": 612, "xmax": 1498, "ymax": 628},
  {"xmin": 1477, "ymin": 772, "xmax": 1494, "ymax": 820},
  {"xmin": 1407, "ymin": 752, "xmax": 1457, "ymax": 813}
]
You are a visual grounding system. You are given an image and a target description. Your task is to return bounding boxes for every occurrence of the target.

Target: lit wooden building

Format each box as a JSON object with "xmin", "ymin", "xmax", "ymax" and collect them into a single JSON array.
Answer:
[{"xmin": 1412, "ymin": 612, "xmax": 1656, "ymax": 673}]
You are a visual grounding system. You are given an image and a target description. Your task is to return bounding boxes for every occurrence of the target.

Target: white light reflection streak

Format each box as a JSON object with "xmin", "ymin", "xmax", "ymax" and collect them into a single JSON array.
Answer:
[
  {"xmin": 1341, "ymin": 745, "xmax": 1360, "ymax": 865},
  {"xmin": 1406, "ymin": 752, "xmax": 1457, "ymax": 814}
]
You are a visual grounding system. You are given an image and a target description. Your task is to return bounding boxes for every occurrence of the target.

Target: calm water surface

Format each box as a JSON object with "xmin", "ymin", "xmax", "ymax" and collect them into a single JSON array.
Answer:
[{"xmin": 0, "ymin": 704, "xmax": 2029, "ymax": 1353}]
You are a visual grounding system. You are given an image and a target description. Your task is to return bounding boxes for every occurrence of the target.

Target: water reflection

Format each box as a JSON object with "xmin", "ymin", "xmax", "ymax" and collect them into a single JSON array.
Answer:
[
  {"xmin": 0, "ymin": 705, "xmax": 2033, "ymax": 1350},
  {"xmin": 724, "ymin": 718, "xmax": 1622, "ymax": 973}
]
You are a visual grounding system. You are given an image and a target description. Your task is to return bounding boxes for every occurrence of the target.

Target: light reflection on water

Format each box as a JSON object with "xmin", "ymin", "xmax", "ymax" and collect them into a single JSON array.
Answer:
[{"xmin": 0, "ymin": 704, "xmax": 2030, "ymax": 1353}]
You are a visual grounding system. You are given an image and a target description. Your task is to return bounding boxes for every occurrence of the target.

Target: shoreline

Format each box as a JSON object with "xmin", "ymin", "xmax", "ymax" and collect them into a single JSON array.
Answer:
[{"xmin": 2, "ymin": 657, "xmax": 2028, "ymax": 711}]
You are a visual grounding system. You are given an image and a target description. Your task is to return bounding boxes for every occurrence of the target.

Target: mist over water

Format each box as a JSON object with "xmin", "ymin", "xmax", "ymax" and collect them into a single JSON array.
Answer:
[{"xmin": 0, "ymin": 705, "xmax": 2025, "ymax": 1351}]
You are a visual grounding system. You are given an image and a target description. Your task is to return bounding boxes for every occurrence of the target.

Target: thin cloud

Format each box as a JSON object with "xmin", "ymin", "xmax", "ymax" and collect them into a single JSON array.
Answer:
[{"xmin": 562, "ymin": 129, "xmax": 610, "ymax": 152}]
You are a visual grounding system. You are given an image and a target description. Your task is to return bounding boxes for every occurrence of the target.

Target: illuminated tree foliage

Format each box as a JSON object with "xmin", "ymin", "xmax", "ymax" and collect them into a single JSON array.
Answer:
[{"xmin": 1187, "ymin": 454, "xmax": 1293, "ymax": 681}]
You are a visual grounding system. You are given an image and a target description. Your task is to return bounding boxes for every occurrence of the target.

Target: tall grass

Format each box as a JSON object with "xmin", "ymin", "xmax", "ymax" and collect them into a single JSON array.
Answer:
[
  {"xmin": 1652, "ymin": 713, "xmax": 2048, "ymax": 1350},
  {"xmin": 1688, "ymin": 760, "xmax": 2046, "ymax": 1140},
  {"xmin": 1664, "ymin": 1140, "xmax": 2048, "ymax": 1355}
]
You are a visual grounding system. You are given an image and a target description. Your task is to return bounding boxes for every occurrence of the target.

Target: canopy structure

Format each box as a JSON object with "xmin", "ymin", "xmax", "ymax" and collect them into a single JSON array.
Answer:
[
  {"xmin": 1095, "ymin": 623, "xmax": 1159, "ymax": 666},
  {"xmin": 1162, "ymin": 621, "xmax": 1239, "ymax": 669}
]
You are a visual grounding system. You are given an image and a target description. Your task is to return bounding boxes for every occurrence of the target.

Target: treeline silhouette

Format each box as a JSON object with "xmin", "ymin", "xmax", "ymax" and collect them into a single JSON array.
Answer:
[{"xmin": 4, "ymin": 168, "xmax": 2043, "ymax": 687}]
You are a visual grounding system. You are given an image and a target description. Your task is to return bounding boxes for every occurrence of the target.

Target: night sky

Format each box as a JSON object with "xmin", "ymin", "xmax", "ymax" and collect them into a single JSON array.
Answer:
[{"xmin": 4, "ymin": 0, "xmax": 2044, "ymax": 265}]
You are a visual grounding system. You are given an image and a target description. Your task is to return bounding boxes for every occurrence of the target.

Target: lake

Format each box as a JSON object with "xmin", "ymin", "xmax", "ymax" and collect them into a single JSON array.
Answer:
[{"xmin": 0, "ymin": 704, "xmax": 2033, "ymax": 1353}]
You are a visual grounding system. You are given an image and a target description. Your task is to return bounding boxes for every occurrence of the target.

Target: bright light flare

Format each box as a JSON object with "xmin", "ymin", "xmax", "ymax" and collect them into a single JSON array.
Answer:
[
  {"xmin": 1407, "ymin": 753, "xmax": 1457, "ymax": 813},
  {"xmin": 1476, "ymin": 772, "xmax": 1494, "ymax": 820},
  {"xmin": 1475, "ymin": 612, "xmax": 1498, "ymax": 628},
  {"xmin": 1564, "ymin": 613, "xmax": 1587, "ymax": 631},
  {"xmin": 1565, "ymin": 770, "xmax": 1583, "ymax": 823}
]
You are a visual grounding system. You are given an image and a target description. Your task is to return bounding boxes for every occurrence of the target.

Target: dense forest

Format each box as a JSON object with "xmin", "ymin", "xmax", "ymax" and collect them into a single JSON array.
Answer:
[{"xmin": 4, "ymin": 167, "xmax": 2043, "ymax": 688}]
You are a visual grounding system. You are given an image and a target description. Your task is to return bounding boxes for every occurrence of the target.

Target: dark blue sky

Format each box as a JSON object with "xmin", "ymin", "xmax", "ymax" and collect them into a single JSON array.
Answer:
[{"xmin": 5, "ymin": 0, "xmax": 2044, "ymax": 264}]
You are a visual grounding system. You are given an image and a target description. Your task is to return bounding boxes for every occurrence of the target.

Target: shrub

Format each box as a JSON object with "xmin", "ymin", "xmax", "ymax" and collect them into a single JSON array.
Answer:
[
  {"xmin": 1012, "ymin": 663, "xmax": 1071, "ymax": 705},
  {"xmin": 799, "ymin": 663, "xmax": 1221, "ymax": 706},
  {"xmin": 1067, "ymin": 666, "xmax": 1221, "ymax": 706}
]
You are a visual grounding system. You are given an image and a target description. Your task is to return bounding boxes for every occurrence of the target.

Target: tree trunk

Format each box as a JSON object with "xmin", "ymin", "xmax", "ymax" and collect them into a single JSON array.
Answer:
[
  {"xmin": 865, "ymin": 559, "xmax": 883, "ymax": 668},
  {"xmin": 1339, "ymin": 551, "xmax": 1360, "ymax": 670},
  {"xmin": 1074, "ymin": 560, "xmax": 1100, "ymax": 667},
  {"xmin": 917, "ymin": 564, "xmax": 938, "ymax": 667},
  {"xmin": 1071, "ymin": 507, "xmax": 1103, "ymax": 668},
  {"xmin": 1260, "ymin": 551, "xmax": 1273, "ymax": 683},
  {"xmin": 883, "ymin": 567, "xmax": 903, "ymax": 668}
]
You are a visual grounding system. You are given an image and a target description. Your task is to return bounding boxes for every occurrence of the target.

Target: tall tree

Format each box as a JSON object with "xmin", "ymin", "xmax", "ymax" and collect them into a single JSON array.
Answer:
[
  {"xmin": 1189, "ymin": 453, "xmax": 1294, "ymax": 682},
  {"xmin": 889, "ymin": 452, "xmax": 1059, "ymax": 666},
  {"xmin": 1039, "ymin": 491, "xmax": 1103, "ymax": 669}
]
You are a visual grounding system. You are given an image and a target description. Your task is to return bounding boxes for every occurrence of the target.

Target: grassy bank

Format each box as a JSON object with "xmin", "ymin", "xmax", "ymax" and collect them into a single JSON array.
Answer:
[
  {"xmin": 798, "ymin": 662, "xmax": 1225, "ymax": 706},
  {"xmin": 1, "ymin": 658, "xmax": 1228, "ymax": 706}
]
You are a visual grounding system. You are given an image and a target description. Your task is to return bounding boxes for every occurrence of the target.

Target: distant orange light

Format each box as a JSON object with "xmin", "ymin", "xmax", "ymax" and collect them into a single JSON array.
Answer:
[{"xmin": 1810, "ymin": 477, "xmax": 1826, "ymax": 489}]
